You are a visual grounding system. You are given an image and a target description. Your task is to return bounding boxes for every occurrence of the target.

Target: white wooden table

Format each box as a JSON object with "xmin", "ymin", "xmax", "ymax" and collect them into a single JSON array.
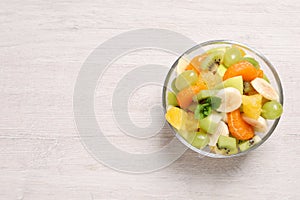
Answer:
[{"xmin": 1, "ymin": 0, "xmax": 299, "ymax": 199}]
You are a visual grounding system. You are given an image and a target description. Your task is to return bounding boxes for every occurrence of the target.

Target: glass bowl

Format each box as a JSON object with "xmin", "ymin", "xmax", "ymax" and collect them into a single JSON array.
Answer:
[{"xmin": 162, "ymin": 40, "xmax": 284, "ymax": 158}]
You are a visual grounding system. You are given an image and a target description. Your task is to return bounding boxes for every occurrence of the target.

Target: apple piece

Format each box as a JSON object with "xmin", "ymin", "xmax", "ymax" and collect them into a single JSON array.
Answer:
[
  {"xmin": 191, "ymin": 131, "xmax": 210, "ymax": 149},
  {"xmin": 199, "ymin": 112, "xmax": 222, "ymax": 134},
  {"xmin": 214, "ymin": 75, "xmax": 243, "ymax": 94}
]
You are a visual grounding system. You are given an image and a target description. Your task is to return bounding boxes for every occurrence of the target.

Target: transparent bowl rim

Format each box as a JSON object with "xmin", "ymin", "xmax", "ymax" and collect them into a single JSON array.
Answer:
[{"xmin": 162, "ymin": 40, "xmax": 284, "ymax": 158}]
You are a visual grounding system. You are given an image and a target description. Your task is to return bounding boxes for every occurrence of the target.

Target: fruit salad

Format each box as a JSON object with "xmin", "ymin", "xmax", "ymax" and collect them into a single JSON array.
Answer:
[{"xmin": 165, "ymin": 45, "xmax": 283, "ymax": 155}]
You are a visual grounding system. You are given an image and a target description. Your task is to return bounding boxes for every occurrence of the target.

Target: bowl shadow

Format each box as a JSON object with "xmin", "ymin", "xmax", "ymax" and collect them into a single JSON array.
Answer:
[{"xmin": 167, "ymin": 149, "xmax": 249, "ymax": 177}]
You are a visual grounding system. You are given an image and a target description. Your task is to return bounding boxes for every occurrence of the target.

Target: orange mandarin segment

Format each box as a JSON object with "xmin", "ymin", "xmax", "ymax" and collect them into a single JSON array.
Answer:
[
  {"xmin": 227, "ymin": 109, "xmax": 254, "ymax": 140},
  {"xmin": 223, "ymin": 61, "xmax": 261, "ymax": 81}
]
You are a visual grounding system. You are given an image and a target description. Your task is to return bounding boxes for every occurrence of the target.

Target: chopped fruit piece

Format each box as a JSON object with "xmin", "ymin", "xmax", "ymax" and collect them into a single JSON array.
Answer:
[
  {"xmin": 213, "ymin": 146, "xmax": 239, "ymax": 155},
  {"xmin": 165, "ymin": 107, "xmax": 188, "ymax": 130},
  {"xmin": 238, "ymin": 136, "xmax": 262, "ymax": 152},
  {"xmin": 242, "ymin": 115, "xmax": 268, "ymax": 133},
  {"xmin": 227, "ymin": 109, "xmax": 254, "ymax": 140},
  {"xmin": 194, "ymin": 97, "xmax": 221, "ymax": 119},
  {"xmin": 223, "ymin": 47, "xmax": 243, "ymax": 67},
  {"xmin": 215, "ymin": 87, "xmax": 242, "ymax": 113},
  {"xmin": 242, "ymin": 94, "xmax": 262, "ymax": 119},
  {"xmin": 194, "ymin": 102, "xmax": 212, "ymax": 120},
  {"xmin": 215, "ymin": 75, "xmax": 243, "ymax": 94},
  {"xmin": 166, "ymin": 108, "xmax": 198, "ymax": 132},
  {"xmin": 261, "ymin": 100, "xmax": 283, "ymax": 119},
  {"xmin": 217, "ymin": 135, "xmax": 237, "ymax": 150},
  {"xmin": 167, "ymin": 91, "xmax": 178, "ymax": 106},
  {"xmin": 191, "ymin": 131, "xmax": 210, "ymax": 149},
  {"xmin": 178, "ymin": 130, "xmax": 197, "ymax": 144},
  {"xmin": 175, "ymin": 70, "xmax": 199, "ymax": 91},
  {"xmin": 223, "ymin": 61, "xmax": 262, "ymax": 81},
  {"xmin": 209, "ymin": 121, "xmax": 229, "ymax": 146},
  {"xmin": 199, "ymin": 112, "xmax": 222, "ymax": 134},
  {"xmin": 200, "ymin": 50, "xmax": 224, "ymax": 71},
  {"xmin": 251, "ymin": 78, "xmax": 279, "ymax": 101}
]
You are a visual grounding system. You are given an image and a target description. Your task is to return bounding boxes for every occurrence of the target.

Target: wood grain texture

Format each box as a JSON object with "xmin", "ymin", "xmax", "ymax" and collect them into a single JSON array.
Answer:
[{"xmin": 0, "ymin": 0, "xmax": 300, "ymax": 199}]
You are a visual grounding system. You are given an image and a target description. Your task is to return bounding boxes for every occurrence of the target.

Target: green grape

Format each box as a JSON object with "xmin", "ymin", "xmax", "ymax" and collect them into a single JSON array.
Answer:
[
  {"xmin": 261, "ymin": 100, "xmax": 283, "ymax": 119},
  {"xmin": 191, "ymin": 131, "xmax": 210, "ymax": 149},
  {"xmin": 175, "ymin": 70, "xmax": 198, "ymax": 91},
  {"xmin": 171, "ymin": 78, "xmax": 179, "ymax": 94},
  {"xmin": 167, "ymin": 91, "xmax": 178, "ymax": 106},
  {"xmin": 223, "ymin": 47, "xmax": 243, "ymax": 67}
]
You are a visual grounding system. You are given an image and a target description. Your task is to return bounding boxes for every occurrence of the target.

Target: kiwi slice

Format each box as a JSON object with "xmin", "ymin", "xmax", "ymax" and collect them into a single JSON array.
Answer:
[
  {"xmin": 214, "ymin": 135, "xmax": 239, "ymax": 156},
  {"xmin": 217, "ymin": 135, "xmax": 237, "ymax": 150},
  {"xmin": 238, "ymin": 135, "xmax": 262, "ymax": 152},
  {"xmin": 212, "ymin": 146, "xmax": 239, "ymax": 155},
  {"xmin": 200, "ymin": 51, "xmax": 224, "ymax": 72}
]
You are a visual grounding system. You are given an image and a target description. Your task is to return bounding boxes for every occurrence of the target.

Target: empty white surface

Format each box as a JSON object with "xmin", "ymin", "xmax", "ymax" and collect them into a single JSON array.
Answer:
[{"xmin": 0, "ymin": 0, "xmax": 300, "ymax": 199}]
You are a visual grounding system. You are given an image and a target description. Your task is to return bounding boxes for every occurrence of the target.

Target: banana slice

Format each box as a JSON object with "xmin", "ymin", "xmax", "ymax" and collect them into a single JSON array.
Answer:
[
  {"xmin": 242, "ymin": 114, "xmax": 268, "ymax": 133},
  {"xmin": 251, "ymin": 78, "xmax": 279, "ymax": 101},
  {"xmin": 208, "ymin": 121, "xmax": 229, "ymax": 146},
  {"xmin": 215, "ymin": 87, "xmax": 242, "ymax": 113},
  {"xmin": 176, "ymin": 56, "xmax": 190, "ymax": 75}
]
